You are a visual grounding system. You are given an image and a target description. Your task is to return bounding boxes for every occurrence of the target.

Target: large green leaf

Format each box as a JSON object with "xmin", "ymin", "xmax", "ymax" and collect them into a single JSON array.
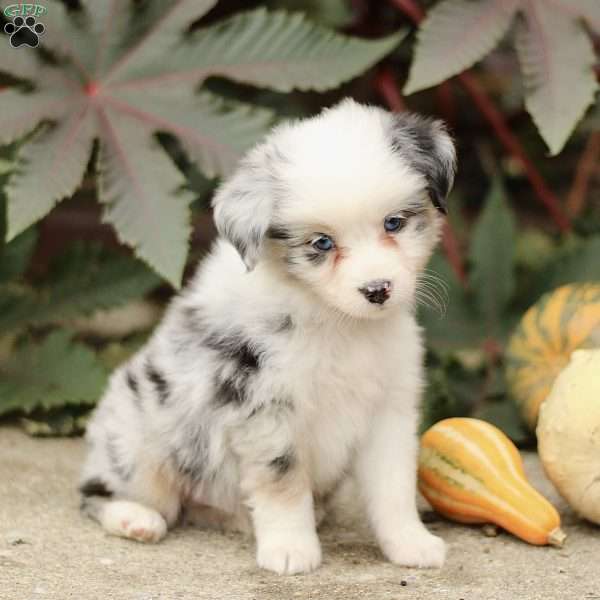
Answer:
[
  {"xmin": 109, "ymin": 88, "xmax": 275, "ymax": 177},
  {"xmin": 41, "ymin": 0, "xmax": 98, "ymax": 77},
  {"xmin": 402, "ymin": 0, "xmax": 599, "ymax": 153},
  {"xmin": 102, "ymin": 0, "xmax": 218, "ymax": 81},
  {"xmin": 473, "ymin": 398, "xmax": 531, "ymax": 445},
  {"xmin": 0, "ymin": 88, "xmax": 71, "ymax": 146},
  {"xmin": 421, "ymin": 352, "xmax": 482, "ymax": 432},
  {"xmin": 553, "ymin": 0, "xmax": 600, "ymax": 34},
  {"xmin": 516, "ymin": 2, "xmax": 598, "ymax": 155},
  {"xmin": 0, "ymin": 1, "xmax": 402, "ymax": 285},
  {"xmin": 20, "ymin": 409, "xmax": 90, "ymax": 437},
  {"xmin": 528, "ymin": 236, "xmax": 600, "ymax": 302},
  {"xmin": 404, "ymin": 0, "xmax": 519, "ymax": 94},
  {"xmin": 0, "ymin": 44, "xmax": 41, "ymax": 80},
  {"xmin": 0, "ymin": 331, "xmax": 107, "ymax": 416},
  {"xmin": 0, "ymin": 244, "xmax": 160, "ymax": 334},
  {"xmin": 6, "ymin": 106, "xmax": 97, "ymax": 240},
  {"xmin": 97, "ymin": 108, "xmax": 194, "ymax": 286},
  {"xmin": 419, "ymin": 252, "xmax": 483, "ymax": 352},
  {"xmin": 268, "ymin": 0, "xmax": 354, "ymax": 28},
  {"xmin": 0, "ymin": 229, "xmax": 38, "ymax": 283},
  {"xmin": 120, "ymin": 8, "xmax": 405, "ymax": 92},
  {"xmin": 469, "ymin": 179, "xmax": 516, "ymax": 335}
]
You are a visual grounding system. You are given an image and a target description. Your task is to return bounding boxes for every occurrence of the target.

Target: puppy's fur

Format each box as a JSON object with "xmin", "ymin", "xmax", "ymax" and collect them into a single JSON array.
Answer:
[{"xmin": 80, "ymin": 99, "xmax": 456, "ymax": 574}]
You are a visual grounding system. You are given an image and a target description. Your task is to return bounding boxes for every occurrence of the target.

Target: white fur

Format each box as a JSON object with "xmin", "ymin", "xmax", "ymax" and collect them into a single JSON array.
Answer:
[
  {"xmin": 80, "ymin": 99, "xmax": 456, "ymax": 574},
  {"xmin": 96, "ymin": 500, "xmax": 167, "ymax": 543}
]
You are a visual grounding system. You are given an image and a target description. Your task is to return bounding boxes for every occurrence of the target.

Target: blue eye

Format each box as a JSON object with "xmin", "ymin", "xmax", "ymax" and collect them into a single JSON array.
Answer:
[
  {"xmin": 312, "ymin": 235, "xmax": 335, "ymax": 252},
  {"xmin": 384, "ymin": 216, "xmax": 406, "ymax": 232}
]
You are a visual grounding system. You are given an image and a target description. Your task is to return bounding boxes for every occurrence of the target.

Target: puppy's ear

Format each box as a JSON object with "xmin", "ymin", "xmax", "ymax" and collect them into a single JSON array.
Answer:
[
  {"xmin": 388, "ymin": 113, "xmax": 457, "ymax": 214},
  {"xmin": 211, "ymin": 146, "xmax": 277, "ymax": 271}
]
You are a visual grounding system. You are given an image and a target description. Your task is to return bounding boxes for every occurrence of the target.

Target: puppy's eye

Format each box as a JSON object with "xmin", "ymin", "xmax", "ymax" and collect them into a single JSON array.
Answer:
[
  {"xmin": 312, "ymin": 235, "xmax": 335, "ymax": 252},
  {"xmin": 384, "ymin": 216, "xmax": 407, "ymax": 233}
]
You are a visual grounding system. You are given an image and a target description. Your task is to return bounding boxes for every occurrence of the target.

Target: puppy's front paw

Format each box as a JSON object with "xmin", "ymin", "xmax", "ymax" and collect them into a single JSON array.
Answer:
[
  {"xmin": 102, "ymin": 500, "xmax": 167, "ymax": 543},
  {"xmin": 380, "ymin": 525, "xmax": 446, "ymax": 568},
  {"xmin": 256, "ymin": 531, "xmax": 322, "ymax": 575}
]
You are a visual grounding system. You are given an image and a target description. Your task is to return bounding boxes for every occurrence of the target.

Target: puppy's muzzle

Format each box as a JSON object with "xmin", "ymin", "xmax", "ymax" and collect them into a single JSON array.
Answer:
[{"xmin": 358, "ymin": 279, "xmax": 393, "ymax": 305}]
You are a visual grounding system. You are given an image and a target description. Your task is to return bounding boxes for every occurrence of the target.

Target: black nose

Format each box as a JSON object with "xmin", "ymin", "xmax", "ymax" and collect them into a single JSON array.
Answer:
[{"xmin": 358, "ymin": 279, "xmax": 392, "ymax": 305}]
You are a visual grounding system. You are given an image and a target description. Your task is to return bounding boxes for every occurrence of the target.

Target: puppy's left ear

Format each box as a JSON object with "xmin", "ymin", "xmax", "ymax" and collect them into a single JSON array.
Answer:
[
  {"xmin": 211, "ymin": 145, "xmax": 276, "ymax": 271},
  {"xmin": 388, "ymin": 113, "xmax": 457, "ymax": 214}
]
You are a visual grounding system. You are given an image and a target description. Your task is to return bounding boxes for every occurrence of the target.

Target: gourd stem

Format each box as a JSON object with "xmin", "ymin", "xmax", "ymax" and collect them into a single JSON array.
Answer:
[{"xmin": 548, "ymin": 527, "xmax": 567, "ymax": 548}]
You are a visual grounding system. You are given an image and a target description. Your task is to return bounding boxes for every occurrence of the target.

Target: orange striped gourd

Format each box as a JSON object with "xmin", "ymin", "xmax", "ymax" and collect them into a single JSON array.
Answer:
[
  {"xmin": 418, "ymin": 417, "xmax": 566, "ymax": 547},
  {"xmin": 505, "ymin": 283, "xmax": 600, "ymax": 430}
]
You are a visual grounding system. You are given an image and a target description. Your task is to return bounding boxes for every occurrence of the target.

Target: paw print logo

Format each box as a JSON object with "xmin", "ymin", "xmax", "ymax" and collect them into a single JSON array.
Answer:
[{"xmin": 4, "ymin": 15, "xmax": 45, "ymax": 48}]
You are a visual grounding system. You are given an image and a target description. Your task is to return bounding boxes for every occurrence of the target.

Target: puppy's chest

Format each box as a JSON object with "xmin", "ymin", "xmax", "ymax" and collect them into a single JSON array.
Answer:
[{"xmin": 269, "ymin": 322, "xmax": 399, "ymax": 489}]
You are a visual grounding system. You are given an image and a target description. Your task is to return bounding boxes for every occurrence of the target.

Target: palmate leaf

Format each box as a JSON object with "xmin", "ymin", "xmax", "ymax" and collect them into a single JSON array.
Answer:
[
  {"xmin": 102, "ymin": 0, "xmax": 218, "ymax": 76},
  {"xmin": 97, "ymin": 108, "xmax": 194, "ymax": 287},
  {"xmin": 552, "ymin": 0, "xmax": 600, "ymax": 34},
  {"xmin": 469, "ymin": 179, "xmax": 516, "ymax": 336},
  {"xmin": 21, "ymin": 409, "xmax": 90, "ymax": 437},
  {"xmin": 0, "ymin": 1, "xmax": 401, "ymax": 285},
  {"xmin": 268, "ymin": 0, "xmax": 354, "ymax": 28},
  {"xmin": 0, "ymin": 229, "xmax": 38, "ymax": 283},
  {"xmin": 0, "ymin": 331, "xmax": 107, "ymax": 416},
  {"xmin": 527, "ymin": 236, "xmax": 600, "ymax": 303},
  {"xmin": 0, "ymin": 46, "xmax": 41, "ymax": 80},
  {"xmin": 419, "ymin": 252, "xmax": 483, "ymax": 352},
  {"xmin": 6, "ymin": 105, "xmax": 97, "ymax": 240},
  {"xmin": 108, "ymin": 87, "xmax": 275, "ymax": 178},
  {"xmin": 515, "ymin": 2, "xmax": 598, "ymax": 155},
  {"xmin": 404, "ymin": 0, "xmax": 599, "ymax": 155},
  {"xmin": 115, "ymin": 8, "xmax": 405, "ymax": 92},
  {"xmin": 0, "ymin": 243, "xmax": 160, "ymax": 334},
  {"xmin": 404, "ymin": 0, "xmax": 520, "ymax": 94},
  {"xmin": 0, "ymin": 87, "xmax": 71, "ymax": 146}
]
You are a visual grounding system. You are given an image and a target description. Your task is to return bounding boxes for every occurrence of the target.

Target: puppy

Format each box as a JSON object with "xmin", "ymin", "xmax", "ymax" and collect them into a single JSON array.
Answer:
[{"xmin": 79, "ymin": 99, "xmax": 456, "ymax": 575}]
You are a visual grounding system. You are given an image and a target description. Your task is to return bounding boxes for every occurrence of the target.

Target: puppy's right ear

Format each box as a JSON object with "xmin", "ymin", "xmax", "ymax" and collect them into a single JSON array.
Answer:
[{"xmin": 211, "ymin": 148, "xmax": 276, "ymax": 271}]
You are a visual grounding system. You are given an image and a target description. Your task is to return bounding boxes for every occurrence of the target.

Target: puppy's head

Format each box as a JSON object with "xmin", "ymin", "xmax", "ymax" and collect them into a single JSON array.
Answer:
[{"xmin": 212, "ymin": 99, "xmax": 456, "ymax": 319}]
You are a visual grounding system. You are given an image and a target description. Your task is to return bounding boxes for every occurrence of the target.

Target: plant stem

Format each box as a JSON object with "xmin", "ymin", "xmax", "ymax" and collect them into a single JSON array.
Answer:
[
  {"xmin": 566, "ymin": 132, "xmax": 600, "ymax": 218},
  {"xmin": 435, "ymin": 81, "xmax": 457, "ymax": 128},
  {"xmin": 375, "ymin": 67, "xmax": 407, "ymax": 112},
  {"xmin": 458, "ymin": 72, "xmax": 570, "ymax": 232},
  {"xmin": 441, "ymin": 221, "xmax": 468, "ymax": 286},
  {"xmin": 388, "ymin": 0, "xmax": 571, "ymax": 233},
  {"xmin": 390, "ymin": 0, "xmax": 425, "ymax": 22}
]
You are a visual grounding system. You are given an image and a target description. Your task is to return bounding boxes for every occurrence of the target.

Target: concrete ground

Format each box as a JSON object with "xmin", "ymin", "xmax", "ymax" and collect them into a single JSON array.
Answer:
[{"xmin": 1, "ymin": 426, "xmax": 599, "ymax": 600}]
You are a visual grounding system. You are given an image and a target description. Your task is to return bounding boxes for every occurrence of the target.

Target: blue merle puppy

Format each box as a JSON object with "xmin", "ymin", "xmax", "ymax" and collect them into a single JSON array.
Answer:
[{"xmin": 80, "ymin": 99, "xmax": 456, "ymax": 575}]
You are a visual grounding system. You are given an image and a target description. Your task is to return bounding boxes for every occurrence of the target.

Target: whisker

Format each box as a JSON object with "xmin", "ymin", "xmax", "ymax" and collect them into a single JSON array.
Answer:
[
  {"xmin": 415, "ymin": 273, "xmax": 449, "ymax": 316},
  {"xmin": 416, "ymin": 279, "xmax": 447, "ymax": 303},
  {"xmin": 415, "ymin": 290, "xmax": 444, "ymax": 316}
]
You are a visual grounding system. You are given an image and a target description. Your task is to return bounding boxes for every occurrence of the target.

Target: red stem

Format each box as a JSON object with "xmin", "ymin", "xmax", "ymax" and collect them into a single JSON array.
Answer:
[
  {"xmin": 375, "ymin": 67, "xmax": 407, "ymax": 112},
  {"xmin": 441, "ymin": 222, "xmax": 468, "ymax": 286},
  {"xmin": 458, "ymin": 72, "xmax": 570, "ymax": 232},
  {"xmin": 389, "ymin": 0, "xmax": 424, "ymax": 22},
  {"xmin": 566, "ymin": 131, "xmax": 600, "ymax": 218},
  {"xmin": 388, "ymin": 0, "xmax": 571, "ymax": 233},
  {"xmin": 435, "ymin": 81, "xmax": 457, "ymax": 128}
]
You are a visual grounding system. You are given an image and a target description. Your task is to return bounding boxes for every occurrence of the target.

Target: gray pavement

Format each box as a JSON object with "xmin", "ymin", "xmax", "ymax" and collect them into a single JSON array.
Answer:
[{"xmin": 1, "ymin": 426, "xmax": 599, "ymax": 600}]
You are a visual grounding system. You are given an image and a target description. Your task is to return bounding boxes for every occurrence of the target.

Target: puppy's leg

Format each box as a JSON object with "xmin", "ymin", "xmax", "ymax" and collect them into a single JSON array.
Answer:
[
  {"xmin": 231, "ymin": 409, "xmax": 321, "ymax": 575},
  {"xmin": 355, "ymin": 404, "xmax": 446, "ymax": 568},
  {"xmin": 80, "ymin": 443, "xmax": 181, "ymax": 544},
  {"xmin": 81, "ymin": 497, "xmax": 168, "ymax": 543}
]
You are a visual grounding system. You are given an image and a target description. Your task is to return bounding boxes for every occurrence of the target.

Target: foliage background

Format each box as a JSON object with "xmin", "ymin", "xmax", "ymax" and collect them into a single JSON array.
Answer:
[{"xmin": 0, "ymin": 0, "xmax": 599, "ymax": 442}]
